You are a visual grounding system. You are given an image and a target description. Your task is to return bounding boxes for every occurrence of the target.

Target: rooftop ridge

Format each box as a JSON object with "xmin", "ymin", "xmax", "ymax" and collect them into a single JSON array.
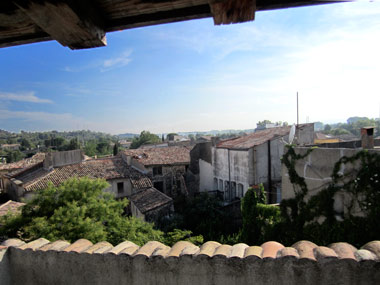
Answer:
[{"xmin": 1, "ymin": 238, "xmax": 379, "ymax": 261}]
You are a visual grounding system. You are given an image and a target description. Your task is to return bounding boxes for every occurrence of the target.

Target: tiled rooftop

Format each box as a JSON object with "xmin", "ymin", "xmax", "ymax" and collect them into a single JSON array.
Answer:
[
  {"xmin": 0, "ymin": 153, "xmax": 45, "ymax": 174},
  {"xmin": 1, "ymin": 238, "xmax": 379, "ymax": 261},
  {"xmin": 129, "ymin": 187, "xmax": 172, "ymax": 214},
  {"xmin": 123, "ymin": 147, "xmax": 191, "ymax": 166},
  {"xmin": 12, "ymin": 156, "xmax": 150, "ymax": 192},
  {"xmin": 0, "ymin": 200, "xmax": 25, "ymax": 217},
  {"xmin": 217, "ymin": 127, "xmax": 290, "ymax": 150}
]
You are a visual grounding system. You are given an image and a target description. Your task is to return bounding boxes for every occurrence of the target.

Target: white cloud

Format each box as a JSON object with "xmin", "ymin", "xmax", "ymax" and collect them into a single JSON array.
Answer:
[
  {"xmin": 0, "ymin": 109, "xmax": 74, "ymax": 122},
  {"xmin": 0, "ymin": 91, "xmax": 52, "ymax": 104},
  {"xmin": 63, "ymin": 49, "xmax": 133, "ymax": 73},
  {"xmin": 101, "ymin": 49, "xmax": 132, "ymax": 71}
]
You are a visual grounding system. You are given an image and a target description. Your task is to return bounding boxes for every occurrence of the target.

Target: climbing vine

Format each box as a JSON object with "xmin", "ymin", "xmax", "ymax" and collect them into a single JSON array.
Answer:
[{"xmin": 278, "ymin": 145, "xmax": 380, "ymax": 247}]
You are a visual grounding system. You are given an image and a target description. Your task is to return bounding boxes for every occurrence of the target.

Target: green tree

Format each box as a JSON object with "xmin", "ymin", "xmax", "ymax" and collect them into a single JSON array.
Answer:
[
  {"xmin": 0, "ymin": 177, "xmax": 163, "ymax": 245},
  {"xmin": 84, "ymin": 141, "xmax": 97, "ymax": 157},
  {"xmin": 130, "ymin": 131, "xmax": 161, "ymax": 149},
  {"xmin": 20, "ymin": 138, "xmax": 33, "ymax": 150},
  {"xmin": 96, "ymin": 141, "xmax": 110, "ymax": 155},
  {"xmin": 6, "ymin": 150, "xmax": 25, "ymax": 163},
  {"xmin": 324, "ymin": 124, "xmax": 332, "ymax": 132},
  {"xmin": 241, "ymin": 185, "xmax": 281, "ymax": 245},
  {"xmin": 66, "ymin": 138, "xmax": 80, "ymax": 151},
  {"xmin": 257, "ymin": 120, "xmax": 272, "ymax": 125},
  {"xmin": 113, "ymin": 142, "xmax": 119, "ymax": 156}
]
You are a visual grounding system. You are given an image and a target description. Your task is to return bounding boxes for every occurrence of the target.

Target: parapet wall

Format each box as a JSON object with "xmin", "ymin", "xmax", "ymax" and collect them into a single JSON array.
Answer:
[{"xmin": 0, "ymin": 238, "xmax": 379, "ymax": 285}]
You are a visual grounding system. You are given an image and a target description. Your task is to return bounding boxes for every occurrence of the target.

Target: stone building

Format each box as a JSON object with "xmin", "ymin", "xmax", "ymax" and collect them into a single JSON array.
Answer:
[
  {"xmin": 0, "ymin": 153, "xmax": 45, "ymax": 192},
  {"xmin": 122, "ymin": 147, "xmax": 191, "ymax": 198},
  {"xmin": 129, "ymin": 187, "xmax": 173, "ymax": 223},
  {"xmin": 3, "ymin": 150, "xmax": 150, "ymax": 201},
  {"xmin": 1, "ymin": 150, "xmax": 172, "ymax": 223},
  {"xmin": 189, "ymin": 125, "xmax": 314, "ymax": 203},
  {"xmin": 282, "ymin": 127, "xmax": 380, "ymax": 218}
]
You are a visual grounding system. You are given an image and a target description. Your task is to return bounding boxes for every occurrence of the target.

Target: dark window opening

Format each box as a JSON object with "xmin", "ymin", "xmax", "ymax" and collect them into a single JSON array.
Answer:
[
  {"xmin": 117, "ymin": 182, "xmax": 124, "ymax": 194},
  {"xmin": 154, "ymin": 181, "xmax": 164, "ymax": 192},
  {"xmin": 153, "ymin": 166, "xmax": 162, "ymax": 176}
]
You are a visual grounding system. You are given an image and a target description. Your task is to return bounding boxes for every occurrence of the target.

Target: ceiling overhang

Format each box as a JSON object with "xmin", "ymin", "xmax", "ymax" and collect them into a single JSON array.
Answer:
[{"xmin": 0, "ymin": 0, "xmax": 348, "ymax": 50}]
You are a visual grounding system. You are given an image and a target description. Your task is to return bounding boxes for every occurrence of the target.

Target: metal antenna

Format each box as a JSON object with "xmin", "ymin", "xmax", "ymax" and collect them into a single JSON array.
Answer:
[{"xmin": 297, "ymin": 92, "xmax": 299, "ymax": 126}]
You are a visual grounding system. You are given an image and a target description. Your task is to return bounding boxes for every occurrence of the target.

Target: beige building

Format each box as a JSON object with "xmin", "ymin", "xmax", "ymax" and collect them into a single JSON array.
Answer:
[
  {"xmin": 122, "ymin": 147, "xmax": 191, "ymax": 198},
  {"xmin": 190, "ymin": 124, "xmax": 314, "ymax": 204}
]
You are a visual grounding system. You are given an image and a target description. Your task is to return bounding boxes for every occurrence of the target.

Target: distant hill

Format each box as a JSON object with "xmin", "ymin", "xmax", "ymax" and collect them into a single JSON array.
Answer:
[{"xmin": 118, "ymin": 133, "xmax": 139, "ymax": 139}]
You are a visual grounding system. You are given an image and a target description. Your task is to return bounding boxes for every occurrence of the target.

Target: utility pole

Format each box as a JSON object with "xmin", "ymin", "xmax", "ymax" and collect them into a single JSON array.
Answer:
[{"xmin": 297, "ymin": 92, "xmax": 299, "ymax": 126}]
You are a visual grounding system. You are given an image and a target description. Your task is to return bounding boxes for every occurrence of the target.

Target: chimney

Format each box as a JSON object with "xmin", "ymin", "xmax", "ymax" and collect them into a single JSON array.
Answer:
[
  {"xmin": 211, "ymin": 137, "xmax": 220, "ymax": 147},
  {"xmin": 43, "ymin": 152, "xmax": 53, "ymax": 170},
  {"xmin": 361, "ymin": 127, "xmax": 374, "ymax": 149}
]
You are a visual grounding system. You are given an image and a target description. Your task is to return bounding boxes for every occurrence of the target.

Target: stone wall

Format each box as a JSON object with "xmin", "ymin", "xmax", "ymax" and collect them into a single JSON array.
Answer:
[
  {"xmin": 281, "ymin": 147, "xmax": 380, "ymax": 215},
  {"xmin": 0, "ymin": 239, "xmax": 379, "ymax": 285},
  {"xmin": 43, "ymin": 149, "xmax": 84, "ymax": 169}
]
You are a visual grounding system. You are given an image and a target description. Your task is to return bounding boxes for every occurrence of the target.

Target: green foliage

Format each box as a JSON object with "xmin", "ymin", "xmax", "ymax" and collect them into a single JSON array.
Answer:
[
  {"xmin": 323, "ymin": 117, "xmax": 380, "ymax": 137},
  {"xmin": 113, "ymin": 142, "xmax": 119, "ymax": 156},
  {"xmin": 20, "ymin": 138, "xmax": 33, "ymax": 150},
  {"xmin": 130, "ymin": 131, "xmax": 161, "ymax": 149},
  {"xmin": 241, "ymin": 185, "xmax": 281, "ymax": 245},
  {"xmin": 84, "ymin": 141, "xmax": 97, "ymax": 156},
  {"xmin": 5, "ymin": 150, "xmax": 25, "ymax": 163},
  {"xmin": 164, "ymin": 229, "xmax": 203, "ymax": 246},
  {"xmin": 164, "ymin": 193, "xmax": 238, "ymax": 243},
  {"xmin": 96, "ymin": 141, "xmax": 111, "ymax": 155},
  {"xmin": 66, "ymin": 138, "xmax": 80, "ymax": 151},
  {"xmin": 0, "ymin": 177, "xmax": 162, "ymax": 245},
  {"xmin": 278, "ymin": 145, "xmax": 380, "ymax": 247}
]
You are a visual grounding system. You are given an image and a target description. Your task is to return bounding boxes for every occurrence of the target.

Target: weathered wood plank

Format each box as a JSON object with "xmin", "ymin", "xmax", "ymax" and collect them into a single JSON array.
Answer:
[
  {"xmin": 209, "ymin": 0, "xmax": 256, "ymax": 25},
  {"xmin": 13, "ymin": 0, "xmax": 106, "ymax": 49}
]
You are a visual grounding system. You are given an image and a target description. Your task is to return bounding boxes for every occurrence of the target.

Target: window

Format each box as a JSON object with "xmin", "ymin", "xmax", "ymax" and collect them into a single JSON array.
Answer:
[
  {"xmin": 117, "ymin": 182, "xmax": 124, "ymax": 194},
  {"xmin": 224, "ymin": 181, "xmax": 230, "ymax": 201},
  {"xmin": 218, "ymin": 179, "xmax": 223, "ymax": 191},
  {"xmin": 231, "ymin": 182, "xmax": 236, "ymax": 198},
  {"xmin": 153, "ymin": 166, "xmax": 162, "ymax": 176},
  {"xmin": 213, "ymin": 178, "xmax": 218, "ymax": 190},
  {"xmin": 154, "ymin": 181, "xmax": 164, "ymax": 192},
  {"xmin": 238, "ymin": 184, "xmax": 244, "ymax": 198}
]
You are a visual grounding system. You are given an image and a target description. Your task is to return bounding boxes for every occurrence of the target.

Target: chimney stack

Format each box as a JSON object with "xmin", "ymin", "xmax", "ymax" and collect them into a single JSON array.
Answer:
[{"xmin": 361, "ymin": 127, "xmax": 374, "ymax": 149}]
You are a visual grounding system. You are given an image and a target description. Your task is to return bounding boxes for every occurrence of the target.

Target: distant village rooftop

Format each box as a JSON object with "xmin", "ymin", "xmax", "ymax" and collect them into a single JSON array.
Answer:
[
  {"xmin": 8, "ymin": 156, "xmax": 149, "ymax": 192},
  {"xmin": 0, "ymin": 153, "xmax": 45, "ymax": 175},
  {"xmin": 0, "ymin": 200, "xmax": 25, "ymax": 217},
  {"xmin": 123, "ymin": 147, "xmax": 191, "ymax": 166},
  {"xmin": 217, "ymin": 126, "xmax": 291, "ymax": 150},
  {"xmin": 129, "ymin": 187, "xmax": 173, "ymax": 215}
]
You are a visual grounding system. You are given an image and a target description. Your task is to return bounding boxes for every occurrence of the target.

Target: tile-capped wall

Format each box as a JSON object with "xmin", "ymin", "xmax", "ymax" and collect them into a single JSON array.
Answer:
[{"xmin": 0, "ymin": 238, "xmax": 379, "ymax": 285}]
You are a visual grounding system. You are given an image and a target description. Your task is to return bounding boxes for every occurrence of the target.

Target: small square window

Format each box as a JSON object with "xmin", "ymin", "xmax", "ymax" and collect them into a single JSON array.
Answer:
[
  {"xmin": 117, "ymin": 182, "xmax": 123, "ymax": 194},
  {"xmin": 153, "ymin": 166, "xmax": 162, "ymax": 176}
]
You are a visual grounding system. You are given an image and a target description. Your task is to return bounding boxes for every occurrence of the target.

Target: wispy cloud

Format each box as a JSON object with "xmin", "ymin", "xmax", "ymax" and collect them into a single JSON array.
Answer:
[
  {"xmin": 0, "ymin": 91, "xmax": 52, "ymax": 104},
  {"xmin": 101, "ymin": 49, "xmax": 132, "ymax": 71},
  {"xmin": 63, "ymin": 49, "xmax": 133, "ymax": 73}
]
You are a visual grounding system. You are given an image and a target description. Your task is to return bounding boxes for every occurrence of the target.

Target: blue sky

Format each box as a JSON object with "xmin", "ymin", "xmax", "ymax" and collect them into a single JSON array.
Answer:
[{"xmin": 1, "ymin": 1, "xmax": 380, "ymax": 134}]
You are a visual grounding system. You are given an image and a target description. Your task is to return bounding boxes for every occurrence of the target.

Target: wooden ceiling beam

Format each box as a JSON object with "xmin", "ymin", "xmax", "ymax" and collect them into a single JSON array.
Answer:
[
  {"xmin": 209, "ymin": 0, "xmax": 256, "ymax": 25},
  {"xmin": 13, "ymin": 0, "xmax": 106, "ymax": 50}
]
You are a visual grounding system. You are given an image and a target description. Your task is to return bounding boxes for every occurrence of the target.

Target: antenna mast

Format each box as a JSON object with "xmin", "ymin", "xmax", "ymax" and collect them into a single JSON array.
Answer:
[{"xmin": 297, "ymin": 92, "xmax": 299, "ymax": 126}]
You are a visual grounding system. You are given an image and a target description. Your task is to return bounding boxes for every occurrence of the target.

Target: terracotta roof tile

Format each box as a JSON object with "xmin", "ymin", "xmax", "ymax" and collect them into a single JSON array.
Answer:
[
  {"xmin": 2, "ymin": 238, "xmax": 379, "ymax": 262},
  {"xmin": 0, "ymin": 153, "xmax": 45, "ymax": 173},
  {"xmin": 261, "ymin": 241, "xmax": 284, "ymax": 258},
  {"xmin": 129, "ymin": 187, "xmax": 172, "ymax": 214},
  {"xmin": 123, "ymin": 146, "xmax": 191, "ymax": 166},
  {"xmin": 13, "ymin": 157, "xmax": 149, "ymax": 192},
  {"xmin": 0, "ymin": 200, "xmax": 25, "ymax": 216},
  {"xmin": 217, "ymin": 127, "xmax": 290, "ymax": 150}
]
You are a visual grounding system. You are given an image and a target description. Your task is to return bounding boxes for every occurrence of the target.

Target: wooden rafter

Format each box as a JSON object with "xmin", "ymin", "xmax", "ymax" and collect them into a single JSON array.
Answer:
[
  {"xmin": 209, "ymin": 0, "xmax": 256, "ymax": 25},
  {"xmin": 13, "ymin": 0, "xmax": 106, "ymax": 50}
]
